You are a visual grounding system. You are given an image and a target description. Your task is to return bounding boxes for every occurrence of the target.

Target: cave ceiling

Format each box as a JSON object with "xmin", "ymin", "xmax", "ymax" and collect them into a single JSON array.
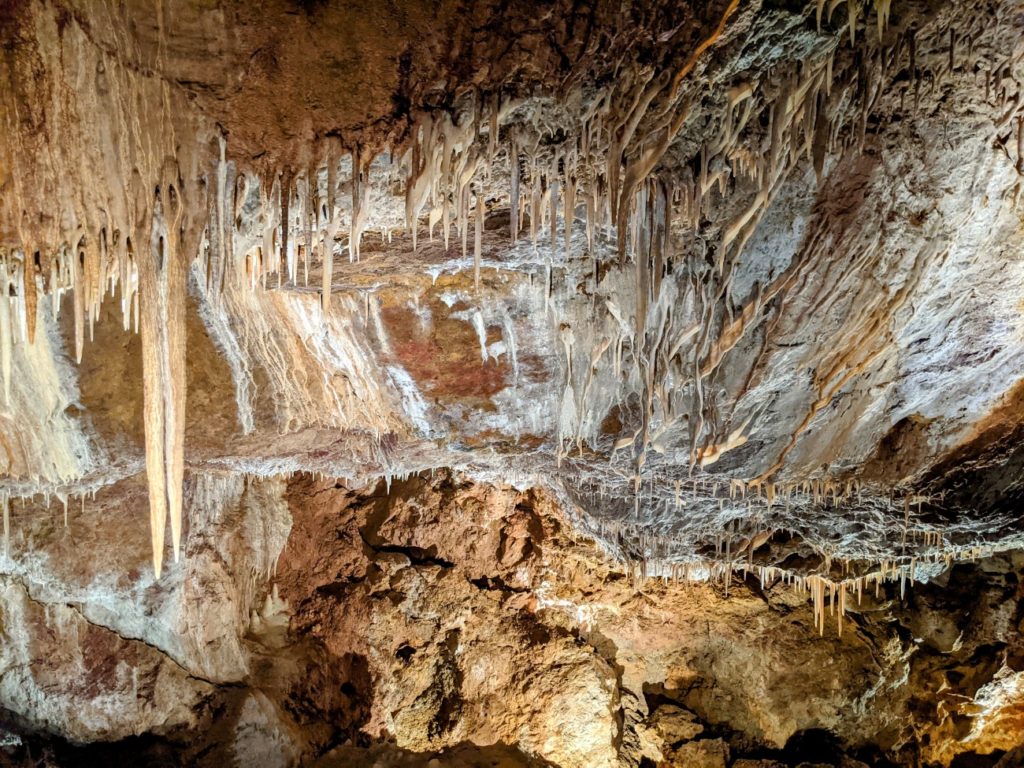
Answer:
[{"xmin": 0, "ymin": 0, "xmax": 1023, "ymax": 616}]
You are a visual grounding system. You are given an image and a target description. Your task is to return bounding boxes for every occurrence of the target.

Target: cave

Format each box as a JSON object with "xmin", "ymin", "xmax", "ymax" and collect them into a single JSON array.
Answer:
[{"xmin": 0, "ymin": 0, "xmax": 1023, "ymax": 766}]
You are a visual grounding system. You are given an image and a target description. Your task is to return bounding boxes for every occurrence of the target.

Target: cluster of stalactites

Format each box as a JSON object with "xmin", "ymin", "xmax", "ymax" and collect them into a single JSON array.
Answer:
[
  {"xmin": 584, "ymin": 472, "xmax": 943, "ymax": 552},
  {"xmin": 0, "ymin": 258, "xmax": 38, "ymax": 408},
  {"xmin": 0, "ymin": 226, "xmax": 142, "ymax": 366},
  {"xmin": 0, "ymin": 485, "xmax": 102, "ymax": 557},
  {"xmin": 577, "ymin": 467, "xmax": 981, "ymax": 637},
  {"xmin": 550, "ymin": 43, "xmax": 852, "ymax": 484},
  {"xmin": 0, "ymin": 0, "xmax": 911, "ymax": 579},
  {"xmin": 0, "ymin": 157, "xmax": 203, "ymax": 578},
  {"xmin": 554, "ymin": 0, "xmax": 1007, "ymax": 491},
  {"xmin": 625, "ymin": 536, "xmax": 995, "ymax": 637},
  {"xmin": 816, "ymin": 0, "xmax": 894, "ymax": 44},
  {"xmin": 195, "ymin": 0, "xmax": 908, "ymax": 321}
]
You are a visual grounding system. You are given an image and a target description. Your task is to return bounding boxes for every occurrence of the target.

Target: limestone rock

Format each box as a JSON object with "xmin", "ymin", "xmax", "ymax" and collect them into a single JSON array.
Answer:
[
  {"xmin": 665, "ymin": 738, "xmax": 729, "ymax": 768},
  {"xmin": 650, "ymin": 704, "xmax": 706, "ymax": 746},
  {"xmin": 0, "ymin": 0, "xmax": 1021, "ymax": 765}
]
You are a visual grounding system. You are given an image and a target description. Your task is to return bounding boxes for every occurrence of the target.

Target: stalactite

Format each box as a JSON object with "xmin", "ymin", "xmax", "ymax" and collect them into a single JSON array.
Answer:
[
  {"xmin": 301, "ymin": 170, "xmax": 312, "ymax": 287},
  {"xmin": 510, "ymin": 139, "xmax": 520, "ymax": 242},
  {"xmin": 351, "ymin": 148, "xmax": 370, "ymax": 263},
  {"xmin": 322, "ymin": 142, "xmax": 339, "ymax": 313},
  {"xmin": 0, "ymin": 263, "xmax": 10, "ymax": 407},
  {"xmin": 474, "ymin": 190, "xmax": 484, "ymax": 292},
  {"xmin": 529, "ymin": 166, "xmax": 541, "ymax": 246},
  {"xmin": 279, "ymin": 169, "xmax": 292, "ymax": 282},
  {"xmin": 487, "ymin": 94, "xmax": 499, "ymax": 180},
  {"xmin": 23, "ymin": 256, "xmax": 37, "ymax": 346},
  {"xmin": 164, "ymin": 182, "xmax": 189, "ymax": 567},
  {"xmin": 549, "ymin": 172, "xmax": 559, "ymax": 253},
  {"xmin": 139, "ymin": 231, "xmax": 168, "ymax": 579},
  {"xmin": 137, "ymin": 165, "xmax": 192, "ymax": 578}
]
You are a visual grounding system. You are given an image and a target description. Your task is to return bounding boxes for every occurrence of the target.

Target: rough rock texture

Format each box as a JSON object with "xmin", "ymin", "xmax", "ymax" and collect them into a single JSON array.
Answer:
[
  {"xmin": 0, "ymin": 471, "xmax": 1019, "ymax": 767},
  {"xmin": 0, "ymin": 0, "xmax": 1023, "ymax": 765}
]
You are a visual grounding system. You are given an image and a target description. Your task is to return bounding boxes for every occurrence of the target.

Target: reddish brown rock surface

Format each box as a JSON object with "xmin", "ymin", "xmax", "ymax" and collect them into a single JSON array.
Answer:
[
  {"xmin": 0, "ymin": 0, "xmax": 1023, "ymax": 766},
  {"xmin": 0, "ymin": 470, "xmax": 1020, "ymax": 766}
]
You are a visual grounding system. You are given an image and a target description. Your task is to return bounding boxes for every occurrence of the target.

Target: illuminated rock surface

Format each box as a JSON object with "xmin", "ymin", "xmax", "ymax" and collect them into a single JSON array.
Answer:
[{"xmin": 0, "ymin": 0, "xmax": 1023, "ymax": 765}]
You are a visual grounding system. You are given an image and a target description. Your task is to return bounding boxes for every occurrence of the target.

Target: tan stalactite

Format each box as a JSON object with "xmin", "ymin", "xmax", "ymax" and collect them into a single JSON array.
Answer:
[
  {"xmin": 0, "ymin": 263, "xmax": 10, "ymax": 407},
  {"xmin": 351, "ymin": 147, "xmax": 370, "ymax": 263},
  {"xmin": 72, "ymin": 247, "xmax": 85, "ymax": 364},
  {"xmin": 139, "ymin": 232, "xmax": 168, "ymax": 579},
  {"xmin": 474, "ymin": 190, "xmax": 484, "ymax": 292},
  {"xmin": 321, "ymin": 141, "xmax": 339, "ymax": 314},
  {"xmin": 23, "ymin": 257, "xmax": 37, "ymax": 345},
  {"xmin": 138, "ymin": 169, "xmax": 190, "ymax": 578},
  {"xmin": 875, "ymin": 0, "xmax": 892, "ymax": 40},
  {"xmin": 280, "ymin": 168, "xmax": 293, "ymax": 282},
  {"xmin": 163, "ymin": 176, "xmax": 188, "ymax": 566}
]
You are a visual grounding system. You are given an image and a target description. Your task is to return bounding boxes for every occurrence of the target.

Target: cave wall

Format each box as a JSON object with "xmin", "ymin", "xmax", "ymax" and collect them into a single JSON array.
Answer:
[
  {"xmin": 0, "ymin": 470, "xmax": 1020, "ymax": 767},
  {"xmin": 0, "ymin": 0, "xmax": 1023, "ymax": 765}
]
